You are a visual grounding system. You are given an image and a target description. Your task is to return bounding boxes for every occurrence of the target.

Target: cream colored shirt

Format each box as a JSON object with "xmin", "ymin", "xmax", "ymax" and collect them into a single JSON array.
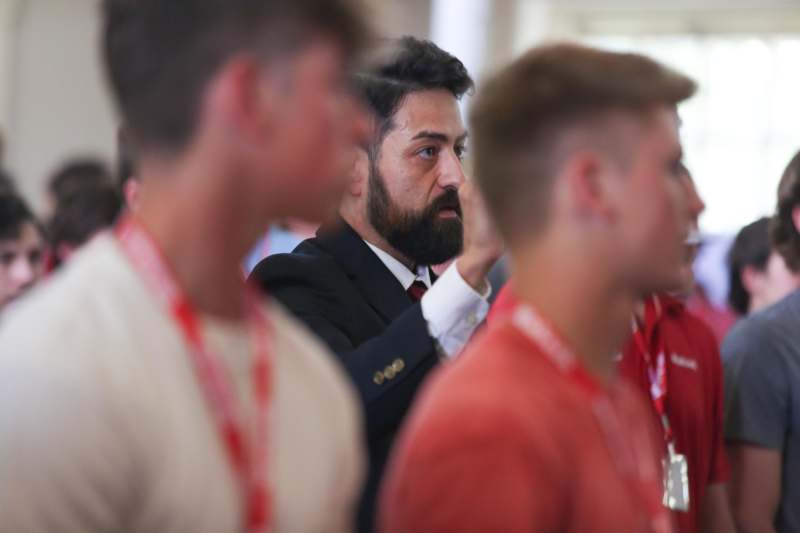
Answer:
[{"xmin": 0, "ymin": 234, "xmax": 364, "ymax": 533}]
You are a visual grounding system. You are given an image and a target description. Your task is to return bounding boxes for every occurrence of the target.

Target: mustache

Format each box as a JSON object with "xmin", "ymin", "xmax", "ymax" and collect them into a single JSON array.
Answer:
[{"xmin": 428, "ymin": 189, "xmax": 462, "ymax": 218}]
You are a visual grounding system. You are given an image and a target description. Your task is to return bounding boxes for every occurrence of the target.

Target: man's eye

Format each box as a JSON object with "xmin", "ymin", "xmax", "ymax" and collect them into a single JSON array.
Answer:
[
  {"xmin": 455, "ymin": 145, "xmax": 467, "ymax": 160},
  {"xmin": 0, "ymin": 252, "xmax": 15, "ymax": 266},
  {"xmin": 417, "ymin": 147, "xmax": 438, "ymax": 160},
  {"xmin": 670, "ymin": 160, "xmax": 686, "ymax": 177},
  {"xmin": 29, "ymin": 250, "xmax": 42, "ymax": 266}
]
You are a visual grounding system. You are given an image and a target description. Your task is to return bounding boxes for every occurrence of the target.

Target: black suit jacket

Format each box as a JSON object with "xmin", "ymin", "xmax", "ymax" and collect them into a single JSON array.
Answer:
[{"xmin": 249, "ymin": 221, "xmax": 440, "ymax": 533}]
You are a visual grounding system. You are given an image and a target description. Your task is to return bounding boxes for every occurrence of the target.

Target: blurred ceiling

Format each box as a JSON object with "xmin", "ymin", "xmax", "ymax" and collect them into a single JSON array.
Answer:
[{"xmin": 556, "ymin": 0, "xmax": 800, "ymax": 8}]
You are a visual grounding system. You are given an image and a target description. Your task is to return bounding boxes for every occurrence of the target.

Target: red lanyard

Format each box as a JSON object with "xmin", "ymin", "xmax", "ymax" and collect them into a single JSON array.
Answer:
[
  {"xmin": 631, "ymin": 296, "xmax": 673, "ymax": 443},
  {"xmin": 116, "ymin": 217, "xmax": 272, "ymax": 533},
  {"xmin": 512, "ymin": 304, "xmax": 672, "ymax": 533}
]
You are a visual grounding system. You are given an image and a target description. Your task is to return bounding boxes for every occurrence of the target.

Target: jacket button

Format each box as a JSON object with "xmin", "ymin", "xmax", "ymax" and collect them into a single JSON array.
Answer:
[
  {"xmin": 373, "ymin": 371, "xmax": 385, "ymax": 385},
  {"xmin": 384, "ymin": 366, "xmax": 397, "ymax": 380},
  {"xmin": 392, "ymin": 358, "xmax": 405, "ymax": 373}
]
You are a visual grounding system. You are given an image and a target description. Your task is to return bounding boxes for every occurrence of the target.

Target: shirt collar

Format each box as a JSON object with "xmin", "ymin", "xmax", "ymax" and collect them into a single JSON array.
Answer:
[{"xmin": 364, "ymin": 241, "xmax": 431, "ymax": 290}]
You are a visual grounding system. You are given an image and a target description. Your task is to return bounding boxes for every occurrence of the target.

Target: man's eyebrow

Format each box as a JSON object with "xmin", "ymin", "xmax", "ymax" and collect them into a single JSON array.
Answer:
[{"xmin": 411, "ymin": 130, "xmax": 469, "ymax": 144}]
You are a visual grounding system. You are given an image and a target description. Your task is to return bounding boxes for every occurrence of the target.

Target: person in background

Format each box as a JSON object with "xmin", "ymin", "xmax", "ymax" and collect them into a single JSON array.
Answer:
[
  {"xmin": 618, "ymin": 167, "xmax": 735, "ymax": 533},
  {"xmin": 0, "ymin": 192, "xmax": 45, "ymax": 313},
  {"xmin": 250, "ymin": 36, "xmax": 501, "ymax": 533},
  {"xmin": 0, "ymin": 1, "xmax": 371, "ymax": 532},
  {"xmin": 724, "ymin": 150, "xmax": 800, "ymax": 533},
  {"xmin": 48, "ymin": 183, "xmax": 122, "ymax": 266},
  {"xmin": 727, "ymin": 216, "xmax": 800, "ymax": 316},
  {"xmin": 46, "ymin": 158, "xmax": 114, "ymax": 216},
  {"xmin": 380, "ymin": 43, "xmax": 696, "ymax": 533}
]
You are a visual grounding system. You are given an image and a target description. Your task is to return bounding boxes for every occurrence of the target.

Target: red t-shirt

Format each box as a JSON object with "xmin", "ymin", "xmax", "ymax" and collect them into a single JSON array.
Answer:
[
  {"xmin": 379, "ymin": 319, "xmax": 672, "ymax": 533},
  {"xmin": 488, "ymin": 286, "xmax": 730, "ymax": 533},
  {"xmin": 619, "ymin": 294, "xmax": 730, "ymax": 533}
]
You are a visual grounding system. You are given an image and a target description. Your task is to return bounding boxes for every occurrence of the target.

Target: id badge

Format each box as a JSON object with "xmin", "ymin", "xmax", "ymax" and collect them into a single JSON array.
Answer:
[{"xmin": 662, "ymin": 442, "xmax": 690, "ymax": 512}]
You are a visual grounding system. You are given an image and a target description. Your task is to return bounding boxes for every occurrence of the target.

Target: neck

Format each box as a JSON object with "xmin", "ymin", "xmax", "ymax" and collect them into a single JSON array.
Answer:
[
  {"xmin": 511, "ymin": 243, "xmax": 636, "ymax": 387},
  {"xmin": 340, "ymin": 207, "xmax": 415, "ymax": 270},
  {"xmin": 135, "ymin": 159, "xmax": 268, "ymax": 321}
]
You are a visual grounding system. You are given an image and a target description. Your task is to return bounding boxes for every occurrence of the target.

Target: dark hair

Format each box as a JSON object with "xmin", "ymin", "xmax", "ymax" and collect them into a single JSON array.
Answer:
[
  {"xmin": 102, "ymin": 0, "xmax": 370, "ymax": 154},
  {"xmin": 771, "ymin": 149, "xmax": 800, "ymax": 272},
  {"xmin": 48, "ymin": 158, "xmax": 113, "ymax": 205},
  {"xmin": 0, "ymin": 192, "xmax": 39, "ymax": 242},
  {"xmin": 728, "ymin": 217, "xmax": 771, "ymax": 315},
  {"xmin": 470, "ymin": 43, "xmax": 696, "ymax": 244},
  {"xmin": 353, "ymin": 36, "xmax": 473, "ymax": 147},
  {"xmin": 0, "ymin": 168, "xmax": 17, "ymax": 195},
  {"xmin": 49, "ymin": 184, "xmax": 122, "ymax": 252}
]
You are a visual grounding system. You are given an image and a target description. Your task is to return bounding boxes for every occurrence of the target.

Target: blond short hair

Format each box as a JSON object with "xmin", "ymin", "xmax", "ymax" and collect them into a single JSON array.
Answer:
[{"xmin": 470, "ymin": 42, "xmax": 696, "ymax": 244}]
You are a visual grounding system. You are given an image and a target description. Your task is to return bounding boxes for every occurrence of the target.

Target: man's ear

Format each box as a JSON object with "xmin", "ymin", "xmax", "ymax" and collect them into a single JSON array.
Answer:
[
  {"xmin": 123, "ymin": 179, "xmax": 140, "ymax": 211},
  {"xmin": 741, "ymin": 264, "xmax": 765, "ymax": 295},
  {"xmin": 205, "ymin": 54, "xmax": 279, "ymax": 143},
  {"xmin": 348, "ymin": 147, "xmax": 370, "ymax": 197},
  {"xmin": 563, "ymin": 149, "xmax": 614, "ymax": 221},
  {"xmin": 792, "ymin": 205, "xmax": 800, "ymax": 235}
]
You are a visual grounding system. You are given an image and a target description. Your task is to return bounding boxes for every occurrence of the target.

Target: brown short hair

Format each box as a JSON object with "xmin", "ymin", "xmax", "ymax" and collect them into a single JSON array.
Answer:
[
  {"xmin": 771, "ymin": 150, "xmax": 800, "ymax": 271},
  {"xmin": 102, "ymin": 0, "xmax": 372, "ymax": 153},
  {"xmin": 469, "ymin": 42, "xmax": 696, "ymax": 244}
]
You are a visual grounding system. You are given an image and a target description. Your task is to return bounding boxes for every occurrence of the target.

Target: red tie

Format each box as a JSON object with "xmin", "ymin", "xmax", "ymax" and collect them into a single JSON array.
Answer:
[{"xmin": 407, "ymin": 280, "xmax": 428, "ymax": 303}]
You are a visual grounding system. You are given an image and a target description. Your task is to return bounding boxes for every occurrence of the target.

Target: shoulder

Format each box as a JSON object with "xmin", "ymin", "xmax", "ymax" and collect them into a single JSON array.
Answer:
[
  {"xmin": 722, "ymin": 295, "xmax": 800, "ymax": 390},
  {"xmin": 0, "ymin": 235, "xmax": 149, "ymax": 444},
  {"xmin": 0, "ymin": 235, "xmax": 144, "ymax": 360},
  {"xmin": 249, "ymin": 242, "xmax": 346, "ymax": 291},
  {"xmin": 405, "ymin": 323, "xmax": 567, "ymax": 450},
  {"xmin": 666, "ymin": 307, "xmax": 723, "ymax": 370},
  {"xmin": 268, "ymin": 299, "xmax": 361, "ymax": 420},
  {"xmin": 383, "ymin": 324, "xmax": 573, "ymax": 526},
  {"xmin": 722, "ymin": 294, "xmax": 799, "ymax": 364}
]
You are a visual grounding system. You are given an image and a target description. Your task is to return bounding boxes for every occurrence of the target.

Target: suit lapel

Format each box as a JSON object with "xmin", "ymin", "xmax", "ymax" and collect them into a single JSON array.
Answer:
[{"xmin": 314, "ymin": 221, "xmax": 413, "ymax": 323}]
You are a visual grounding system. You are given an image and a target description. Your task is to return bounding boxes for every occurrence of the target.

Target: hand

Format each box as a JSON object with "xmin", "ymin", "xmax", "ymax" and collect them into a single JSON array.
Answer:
[{"xmin": 456, "ymin": 181, "xmax": 504, "ymax": 292}]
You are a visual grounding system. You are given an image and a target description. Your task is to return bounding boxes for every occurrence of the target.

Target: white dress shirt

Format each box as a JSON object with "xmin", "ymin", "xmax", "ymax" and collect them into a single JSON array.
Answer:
[{"xmin": 365, "ymin": 241, "xmax": 490, "ymax": 358}]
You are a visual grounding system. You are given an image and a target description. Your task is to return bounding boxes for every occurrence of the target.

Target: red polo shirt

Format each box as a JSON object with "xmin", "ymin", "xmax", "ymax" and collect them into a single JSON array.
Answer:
[
  {"xmin": 619, "ymin": 293, "xmax": 730, "ymax": 533},
  {"xmin": 489, "ymin": 287, "xmax": 730, "ymax": 533}
]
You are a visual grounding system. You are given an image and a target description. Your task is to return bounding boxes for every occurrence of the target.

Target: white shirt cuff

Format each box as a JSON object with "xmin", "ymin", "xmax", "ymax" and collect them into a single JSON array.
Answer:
[{"xmin": 420, "ymin": 261, "xmax": 490, "ymax": 358}]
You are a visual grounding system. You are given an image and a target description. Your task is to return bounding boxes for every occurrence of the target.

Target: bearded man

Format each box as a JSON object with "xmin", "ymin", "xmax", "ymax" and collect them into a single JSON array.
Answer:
[{"xmin": 249, "ymin": 36, "xmax": 502, "ymax": 533}]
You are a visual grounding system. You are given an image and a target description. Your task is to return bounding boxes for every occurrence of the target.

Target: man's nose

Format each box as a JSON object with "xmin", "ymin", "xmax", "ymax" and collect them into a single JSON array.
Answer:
[{"xmin": 437, "ymin": 149, "xmax": 466, "ymax": 190}]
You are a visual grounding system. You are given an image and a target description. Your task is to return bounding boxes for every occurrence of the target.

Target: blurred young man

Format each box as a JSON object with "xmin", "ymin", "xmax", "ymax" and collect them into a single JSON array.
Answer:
[
  {"xmin": 0, "ymin": 192, "xmax": 45, "ymax": 313},
  {"xmin": 48, "ymin": 183, "xmax": 122, "ymax": 266},
  {"xmin": 0, "ymin": 1, "xmax": 370, "ymax": 532},
  {"xmin": 724, "ymin": 150, "xmax": 800, "ymax": 533},
  {"xmin": 617, "ymin": 168, "xmax": 736, "ymax": 533},
  {"xmin": 380, "ymin": 43, "xmax": 696, "ymax": 533},
  {"xmin": 487, "ymin": 164, "xmax": 734, "ymax": 533},
  {"xmin": 250, "ymin": 37, "xmax": 501, "ymax": 533},
  {"xmin": 46, "ymin": 158, "xmax": 114, "ymax": 217}
]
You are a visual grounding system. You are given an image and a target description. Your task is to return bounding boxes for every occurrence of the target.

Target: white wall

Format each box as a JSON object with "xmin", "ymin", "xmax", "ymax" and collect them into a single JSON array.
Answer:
[
  {"xmin": 367, "ymin": 0, "xmax": 431, "ymax": 39},
  {"xmin": 6, "ymin": 0, "xmax": 116, "ymax": 212},
  {"xmin": 3, "ymin": 0, "xmax": 432, "ymax": 212}
]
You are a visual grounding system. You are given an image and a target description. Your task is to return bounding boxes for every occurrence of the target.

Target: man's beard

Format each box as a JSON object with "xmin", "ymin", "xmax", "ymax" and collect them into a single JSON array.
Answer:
[{"xmin": 367, "ymin": 166, "xmax": 463, "ymax": 267}]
